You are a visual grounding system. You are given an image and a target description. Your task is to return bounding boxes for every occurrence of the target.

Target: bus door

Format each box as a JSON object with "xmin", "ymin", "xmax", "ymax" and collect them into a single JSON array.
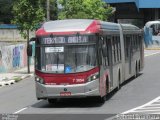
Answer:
[
  {"xmin": 106, "ymin": 36, "xmax": 113, "ymax": 88},
  {"xmin": 99, "ymin": 35, "xmax": 113, "ymax": 93}
]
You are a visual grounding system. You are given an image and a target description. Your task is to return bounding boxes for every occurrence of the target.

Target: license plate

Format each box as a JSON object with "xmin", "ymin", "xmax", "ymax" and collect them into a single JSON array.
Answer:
[{"xmin": 60, "ymin": 92, "xmax": 71, "ymax": 96}]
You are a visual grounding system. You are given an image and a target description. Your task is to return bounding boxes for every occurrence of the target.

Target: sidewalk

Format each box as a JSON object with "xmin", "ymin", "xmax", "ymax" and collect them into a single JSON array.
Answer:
[{"xmin": 0, "ymin": 65, "xmax": 34, "ymax": 86}]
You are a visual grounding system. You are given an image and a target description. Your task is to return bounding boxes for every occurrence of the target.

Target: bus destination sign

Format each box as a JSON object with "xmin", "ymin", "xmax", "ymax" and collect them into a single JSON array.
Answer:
[{"xmin": 42, "ymin": 36, "xmax": 89, "ymax": 44}]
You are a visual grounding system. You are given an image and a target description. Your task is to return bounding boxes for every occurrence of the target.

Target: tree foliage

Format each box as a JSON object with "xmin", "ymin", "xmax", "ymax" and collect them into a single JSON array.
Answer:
[
  {"xmin": 58, "ymin": 0, "xmax": 113, "ymax": 21},
  {"xmin": 12, "ymin": 0, "xmax": 45, "ymax": 38},
  {"xmin": 0, "ymin": 0, "xmax": 14, "ymax": 23}
]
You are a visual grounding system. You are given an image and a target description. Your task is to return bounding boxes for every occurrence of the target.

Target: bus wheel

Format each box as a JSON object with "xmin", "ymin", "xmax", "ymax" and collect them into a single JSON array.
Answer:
[
  {"xmin": 48, "ymin": 99, "xmax": 57, "ymax": 104},
  {"xmin": 98, "ymin": 96, "xmax": 106, "ymax": 104},
  {"xmin": 117, "ymin": 71, "xmax": 121, "ymax": 90},
  {"xmin": 134, "ymin": 63, "xmax": 138, "ymax": 78},
  {"xmin": 106, "ymin": 77, "xmax": 109, "ymax": 94},
  {"xmin": 138, "ymin": 61, "xmax": 141, "ymax": 72}
]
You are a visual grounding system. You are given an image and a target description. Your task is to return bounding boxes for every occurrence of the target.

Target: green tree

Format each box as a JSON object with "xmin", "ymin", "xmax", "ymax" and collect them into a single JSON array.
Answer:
[
  {"xmin": 0, "ymin": 0, "xmax": 14, "ymax": 23},
  {"xmin": 58, "ymin": 0, "xmax": 113, "ymax": 21},
  {"xmin": 12, "ymin": 0, "xmax": 45, "ymax": 73}
]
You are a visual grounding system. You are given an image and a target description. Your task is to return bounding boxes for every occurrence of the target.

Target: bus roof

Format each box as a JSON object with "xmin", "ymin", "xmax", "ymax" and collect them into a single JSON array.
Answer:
[
  {"xmin": 36, "ymin": 19, "xmax": 121, "ymax": 36},
  {"xmin": 36, "ymin": 19, "xmax": 99, "ymax": 36},
  {"xmin": 36, "ymin": 19, "xmax": 140, "ymax": 36},
  {"xmin": 121, "ymin": 24, "xmax": 140, "ymax": 30},
  {"xmin": 44, "ymin": 19, "xmax": 94, "ymax": 32}
]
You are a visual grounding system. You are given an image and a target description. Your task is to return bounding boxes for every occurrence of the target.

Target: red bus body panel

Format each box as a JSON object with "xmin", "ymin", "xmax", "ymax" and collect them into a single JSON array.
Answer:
[
  {"xmin": 36, "ymin": 67, "xmax": 100, "ymax": 85},
  {"xmin": 36, "ymin": 20, "xmax": 100, "ymax": 36}
]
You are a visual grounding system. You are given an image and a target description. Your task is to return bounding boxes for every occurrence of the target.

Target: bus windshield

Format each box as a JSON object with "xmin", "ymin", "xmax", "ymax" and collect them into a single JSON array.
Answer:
[{"xmin": 35, "ymin": 35, "xmax": 97, "ymax": 73}]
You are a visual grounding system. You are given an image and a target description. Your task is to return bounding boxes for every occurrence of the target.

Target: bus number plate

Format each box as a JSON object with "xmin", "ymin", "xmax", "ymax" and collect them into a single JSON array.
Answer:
[{"xmin": 60, "ymin": 92, "xmax": 71, "ymax": 96}]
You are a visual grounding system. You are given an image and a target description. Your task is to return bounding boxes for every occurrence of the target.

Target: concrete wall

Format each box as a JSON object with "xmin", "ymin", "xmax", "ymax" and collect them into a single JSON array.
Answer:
[
  {"xmin": 0, "ymin": 43, "xmax": 35, "ymax": 73},
  {"xmin": 0, "ymin": 26, "xmax": 35, "ymax": 73},
  {"xmin": 0, "ymin": 29, "xmax": 35, "ymax": 42}
]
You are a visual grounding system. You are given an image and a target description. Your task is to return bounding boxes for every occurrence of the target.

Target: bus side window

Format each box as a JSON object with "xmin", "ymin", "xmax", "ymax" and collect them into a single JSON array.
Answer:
[
  {"xmin": 41, "ymin": 47, "xmax": 46, "ymax": 71},
  {"xmin": 132, "ymin": 35, "xmax": 134, "ymax": 52},
  {"xmin": 101, "ymin": 36, "xmax": 109, "ymax": 66},
  {"xmin": 100, "ymin": 36, "xmax": 104, "ymax": 66},
  {"xmin": 117, "ymin": 36, "xmax": 121, "ymax": 62},
  {"xmin": 112, "ymin": 36, "xmax": 121, "ymax": 63},
  {"xmin": 138, "ymin": 35, "xmax": 141, "ymax": 50},
  {"xmin": 125, "ymin": 35, "xmax": 131, "ymax": 59},
  {"xmin": 114, "ymin": 37, "xmax": 117, "ymax": 63},
  {"xmin": 124, "ymin": 35, "xmax": 128, "ymax": 60},
  {"xmin": 35, "ymin": 47, "xmax": 41, "ymax": 70},
  {"xmin": 112, "ymin": 37, "xmax": 115, "ymax": 64},
  {"xmin": 104, "ymin": 38, "xmax": 109, "ymax": 66},
  {"xmin": 112, "ymin": 36, "xmax": 120, "ymax": 64},
  {"xmin": 106, "ymin": 36, "xmax": 111, "ymax": 66},
  {"xmin": 119, "ymin": 37, "xmax": 122, "ymax": 61}
]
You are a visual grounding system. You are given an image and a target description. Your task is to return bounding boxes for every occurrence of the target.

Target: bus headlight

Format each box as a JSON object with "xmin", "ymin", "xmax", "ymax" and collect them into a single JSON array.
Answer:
[
  {"xmin": 87, "ymin": 72, "xmax": 99, "ymax": 82},
  {"xmin": 35, "ymin": 76, "xmax": 44, "ymax": 84}
]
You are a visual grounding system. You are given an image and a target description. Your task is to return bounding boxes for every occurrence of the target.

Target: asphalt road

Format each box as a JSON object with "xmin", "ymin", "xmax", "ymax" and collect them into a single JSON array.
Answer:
[{"xmin": 1, "ymin": 50, "xmax": 160, "ymax": 120}]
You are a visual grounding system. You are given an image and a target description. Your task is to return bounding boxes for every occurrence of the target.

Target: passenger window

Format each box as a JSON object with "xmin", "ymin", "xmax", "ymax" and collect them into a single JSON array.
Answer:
[{"xmin": 102, "ymin": 36, "xmax": 109, "ymax": 66}]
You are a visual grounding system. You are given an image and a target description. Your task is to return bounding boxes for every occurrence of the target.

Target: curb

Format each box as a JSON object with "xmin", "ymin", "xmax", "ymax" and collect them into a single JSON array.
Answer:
[
  {"xmin": 145, "ymin": 48, "xmax": 160, "ymax": 50},
  {"xmin": 21, "ymin": 74, "xmax": 31, "ymax": 79},
  {"xmin": 0, "ymin": 74, "xmax": 34, "ymax": 87},
  {"xmin": 0, "ymin": 79, "xmax": 15, "ymax": 87}
]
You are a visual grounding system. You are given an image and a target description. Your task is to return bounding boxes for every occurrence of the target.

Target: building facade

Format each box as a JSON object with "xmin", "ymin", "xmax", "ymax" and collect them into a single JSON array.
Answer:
[{"xmin": 104, "ymin": 0, "xmax": 160, "ymax": 26}]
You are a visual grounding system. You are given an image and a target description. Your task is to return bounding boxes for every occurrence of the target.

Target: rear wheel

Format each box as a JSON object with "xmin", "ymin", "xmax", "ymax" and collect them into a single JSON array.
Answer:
[
  {"xmin": 135, "ymin": 63, "xmax": 138, "ymax": 78},
  {"xmin": 106, "ymin": 77, "xmax": 109, "ymax": 94},
  {"xmin": 98, "ymin": 96, "xmax": 106, "ymax": 103},
  {"xmin": 138, "ymin": 61, "xmax": 141, "ymax": 72},
  {"xmin": 117, "ymin": 71, "xmax": 121, "ymax": 90},
  {"xmin": 48, "ymin": 99, "xmax": 57, "ymax": 104}
]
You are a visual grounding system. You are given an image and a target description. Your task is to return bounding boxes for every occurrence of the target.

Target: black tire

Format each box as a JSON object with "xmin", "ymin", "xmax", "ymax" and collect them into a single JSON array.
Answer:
[
  {"xmin": 139, "ymin": 61, "xmax": 141, "ymax": 72},
  {"xmin": 106, "ymin": 77, "xmax": 109, "ymax": 94},
  {"xmin": 117, "ymin": 71, "xmax": 121, "ymax": 90},
  {"xmin": 98, "ymin": 96, "xmax": 106, "ymax": 103},
  {"xmin": 48, "ymin": 99, "xmax": 57, "ymax": 104},
  {"xmin": 135, "ymin": 63, "xmax": 138, "ymax": 78}
]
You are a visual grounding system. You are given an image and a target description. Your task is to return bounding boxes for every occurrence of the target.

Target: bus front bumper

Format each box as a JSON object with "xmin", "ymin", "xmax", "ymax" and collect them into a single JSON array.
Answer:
[{"xmin": 36, "ymin": 80, "xmax": 100, "ymax": 99}]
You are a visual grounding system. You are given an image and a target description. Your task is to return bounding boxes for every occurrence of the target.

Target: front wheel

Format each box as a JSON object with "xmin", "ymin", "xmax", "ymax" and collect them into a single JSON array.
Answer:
[
  {"xmin": 48, "ymin": 99, "xmax": 57, "ymax": 104},
  {"xmin": 98, "ymin": 96, "xmax": 106, "ymax": 104},
  {"xmin": 134, "ymin": 64, "xmax": 138, "ymax": 78}
]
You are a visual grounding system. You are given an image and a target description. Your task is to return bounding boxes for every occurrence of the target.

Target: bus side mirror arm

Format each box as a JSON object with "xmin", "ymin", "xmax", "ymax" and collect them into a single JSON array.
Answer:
[
  {"xmin": 30, "ymin": 37, "xmax": 36, "ymax": 42},
  {"xmin": 27, "ymin": 37, "xmax": 36, "ymax": 57},
  {"xmin": 27, "ymin": 44, "xmax": 32, "ymax": 57}
]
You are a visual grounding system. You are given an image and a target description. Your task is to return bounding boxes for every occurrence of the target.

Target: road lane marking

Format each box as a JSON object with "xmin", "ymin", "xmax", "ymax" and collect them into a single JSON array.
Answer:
[
  {"xmin": 106, "ymin": 97, "xmax": 160, "ymax": 120},
  {"xmin": 14, "ymin": 107, "xmax": 28, "ymax": 114},
  {"xmin": 122, "ymin": 96, "xmax": 160, "ymax": 114}
]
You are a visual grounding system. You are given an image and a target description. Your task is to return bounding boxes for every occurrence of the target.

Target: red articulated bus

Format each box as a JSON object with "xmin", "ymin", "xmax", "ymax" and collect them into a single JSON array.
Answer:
[{"xmin": 29, "ymin": 19, "xmax": 144, "ymax": 104}]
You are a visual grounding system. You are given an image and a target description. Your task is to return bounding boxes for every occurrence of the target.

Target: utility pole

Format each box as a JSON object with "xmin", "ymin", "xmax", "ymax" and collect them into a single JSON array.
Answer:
[
  {"xmin": 27, "ymin": 30, "xmax": 30, "ymax": 73},
  {"xmin": 47, "ymin": 0, "xmax": 50, "ymax": 21}
]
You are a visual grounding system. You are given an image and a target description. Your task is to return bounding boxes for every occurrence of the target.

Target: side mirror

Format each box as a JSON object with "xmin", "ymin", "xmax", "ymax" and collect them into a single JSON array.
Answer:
[
  {"xmin": 27, "ymin": 44, "xmax": 32, "ymax": 56},
  {"xmin": 102, "ymin": 45, "xmax": 107, "ymax": 57}
]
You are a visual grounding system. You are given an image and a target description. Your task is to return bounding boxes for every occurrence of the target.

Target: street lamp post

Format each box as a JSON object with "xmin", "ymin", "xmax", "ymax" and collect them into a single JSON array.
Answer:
[{"xmin": 47, "ymin": 0, "xmax": 50, "ymax": 21}]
